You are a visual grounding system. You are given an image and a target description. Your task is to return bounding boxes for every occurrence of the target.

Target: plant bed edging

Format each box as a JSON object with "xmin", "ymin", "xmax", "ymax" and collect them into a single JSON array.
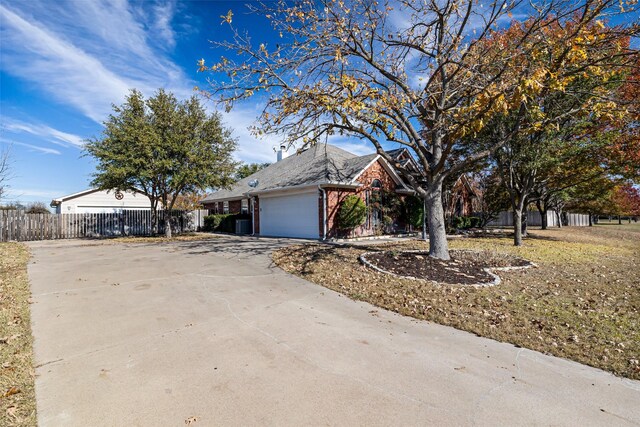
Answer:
[{"xmin": 358, "ymin": 250, "xmax": 537, "ymax": 287}]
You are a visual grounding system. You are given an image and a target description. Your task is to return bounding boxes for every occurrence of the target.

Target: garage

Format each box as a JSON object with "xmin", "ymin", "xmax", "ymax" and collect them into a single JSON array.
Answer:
[{"xmin": 259, "ymin": 191, "xmax": 319, "ymax": 238}]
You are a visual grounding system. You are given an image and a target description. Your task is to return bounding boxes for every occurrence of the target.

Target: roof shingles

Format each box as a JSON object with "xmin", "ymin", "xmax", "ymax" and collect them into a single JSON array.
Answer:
[{"xmin": 202, "ymin": 144, "xmax": 382, "ymax": 203}]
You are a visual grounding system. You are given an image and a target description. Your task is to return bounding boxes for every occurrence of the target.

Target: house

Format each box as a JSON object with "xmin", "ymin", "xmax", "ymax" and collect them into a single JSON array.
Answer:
[
  {"xmin": 50, "ymin": 188, "xmax": 151, "ymax": 214},
  {"xmin": 445, "ymin": 175, "xmax": 481, "ymax": 218},
  {"xmin": 201, "ymin": 144, "xmax": 414, "ymax": 239}
]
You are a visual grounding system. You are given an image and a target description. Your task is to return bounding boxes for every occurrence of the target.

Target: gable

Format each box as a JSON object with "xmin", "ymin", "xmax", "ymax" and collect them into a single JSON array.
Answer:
[{"xmin": 353, "ymin": 158, "xmax": 405, "ymax": 190}]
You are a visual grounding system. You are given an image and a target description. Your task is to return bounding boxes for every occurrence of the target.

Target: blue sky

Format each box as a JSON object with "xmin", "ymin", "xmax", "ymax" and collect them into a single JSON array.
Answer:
[
  {"xmin": 0, "ymin": 0, "xmax": 367, "ymax": 205},
  {"xmin": 1, "ymin": 1, "xmax": 637, "ymax": 206}
]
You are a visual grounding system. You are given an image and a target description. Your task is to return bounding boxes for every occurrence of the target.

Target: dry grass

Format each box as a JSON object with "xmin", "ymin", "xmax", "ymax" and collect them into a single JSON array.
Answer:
[
  {"xmin": 273, "ymin": 224, "xmax": 640, "ymax": 379},
  {"xmin": 0, "ymin": 243, "xmax": 36, "ymax": 426},
  {"xmin": 105, "ymin": 232, "xmax": 220, "ymax": 244}
]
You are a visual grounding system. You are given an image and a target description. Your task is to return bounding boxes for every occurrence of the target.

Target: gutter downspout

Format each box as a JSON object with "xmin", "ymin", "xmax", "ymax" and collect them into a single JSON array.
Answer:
[{"xmin": 319, "ymin": 186, "xmax": 327, "ymax": 240}]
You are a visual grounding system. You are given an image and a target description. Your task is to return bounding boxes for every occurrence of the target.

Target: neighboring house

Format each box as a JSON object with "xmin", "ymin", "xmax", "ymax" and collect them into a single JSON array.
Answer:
[
  {"xmin": 201, "ymin": 144, "xmax": 413, "ymax": 239},
  {"xmin": 445, "ymin": 175, "xmax": 481, "ymax": 218},
  {"xmin": 50, "ymin": 188, "xmax": 151, "ymax": 214}
]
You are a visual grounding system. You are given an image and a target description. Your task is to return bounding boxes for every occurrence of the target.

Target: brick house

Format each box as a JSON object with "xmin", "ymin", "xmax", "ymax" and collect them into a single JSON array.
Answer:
[
  {"xmin": 445, "ymin": 174, "xmax": 481, "ymax": 218},
  {"xmin": 201, "ymin": 144, "xmax": 413, "ymax": 239}
]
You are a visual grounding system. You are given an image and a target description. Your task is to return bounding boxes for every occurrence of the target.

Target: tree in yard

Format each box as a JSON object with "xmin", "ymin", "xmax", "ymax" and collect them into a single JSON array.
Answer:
[
  {"xmin": 86, "ymin": 89, "xmax": 238, "ymax": 237},
  {"xmin": 172, "ymin": 191, "xmax": 208, "ymax": 211},
  {"xmin": 472, "ymin": 169, "xmax": 511, "ymax": 228},
  {"xmin": 0, "ymin": 146, "xmax": 13, "ymax": 203},
  {"xmin": 604, "ymin": 54, "xmax": 640, "ymax": 183},
  {"xmin": 235, "ymin": 162, "xmax": 270, "ymax": 181},
  {"xmin": 202, "ymin": 0, "xmax": 638, "ymax": 258},
  {"xmin": 610, "ymin": 183, "xmax": 640, "ymax": 222},
  {"xmin": 563, "ymin": 175, "xmax": 618, "ymax": 226},
  {"xmin": 476, "ymin": 17, "xmax": 637, "ymax": 244}
]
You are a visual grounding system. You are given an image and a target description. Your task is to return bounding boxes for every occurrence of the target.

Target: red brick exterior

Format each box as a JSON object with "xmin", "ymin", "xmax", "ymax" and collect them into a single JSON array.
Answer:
[
  {"xmin": 202, "ymin": 199, "xmax": 243, "ymax": 214},
  {"xmin": 229, "ymin": 200, "xmax": 242, "ymax": 214},
  {"xmin": 446, "ymin": 176, "xmax": 478, "ymax": 218},
  {"xmin": 324, "ymin": 159, "xmax": 400, "ymax": 239}
]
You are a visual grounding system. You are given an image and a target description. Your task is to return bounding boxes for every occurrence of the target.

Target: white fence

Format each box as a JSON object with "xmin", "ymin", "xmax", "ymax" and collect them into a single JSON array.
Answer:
[
  {"xmin": 487, "ymin": 210, "xmax": 590, "ymax": 227},
  {"xmin": 0, "ymin": 209, "xmax": 208, "ymax": 242}
]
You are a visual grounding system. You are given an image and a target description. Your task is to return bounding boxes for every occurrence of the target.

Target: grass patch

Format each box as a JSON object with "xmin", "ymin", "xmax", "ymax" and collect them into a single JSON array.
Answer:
[
  {"xmin": 0, "ymin": 243, "xmax": 36, "ymax": 426},
  {"xmin": 273, "ymin": 224, "xmax": 640, "ymax": 379},
  {"xmin": 105, "ymin": 232, "xmax": 220, "ymax": 244}
]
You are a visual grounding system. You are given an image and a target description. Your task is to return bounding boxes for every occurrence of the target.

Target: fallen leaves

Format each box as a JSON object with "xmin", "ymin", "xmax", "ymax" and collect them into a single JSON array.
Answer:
[{"xmin": 2, "ymin": 386, "xmax": 20, "ymax": 398}]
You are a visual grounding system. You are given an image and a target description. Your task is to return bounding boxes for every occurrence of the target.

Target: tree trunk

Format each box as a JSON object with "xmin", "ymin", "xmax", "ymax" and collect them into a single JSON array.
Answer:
[
  {"xmin": 537, "ymin": 200, "xmax": 548, "ymax": 230},
  {"xmin": 588, "ymin": 212, "xmax": 593, "ymax": 227},
  {"xmin": 556, "ymin": 210, "xmax": 562, "ymax": 228},
  {"xmin": 164, "ymin": 213, "xmax": 172, "ymax": 238},
  {"xmin": 521, "ymin": 208, "xmax": 528, "ymax": 237},
  {"xmin": 421, "ymin": 196, "xmax": 428, "ymax": 241},
  {"xmin": 149, "ymin": 198, "xmax": 158, "ymax": 236},
  {"xmin": 618, "ymin": 215, "xmax": 622, "ymax": 225},
  {"xmin": 424, "ymin": 183, "xmax": 449, "ymax": 260},
  {"xmin": 513, "ymin": 208, "xmax": 523, "ymax": 246}
]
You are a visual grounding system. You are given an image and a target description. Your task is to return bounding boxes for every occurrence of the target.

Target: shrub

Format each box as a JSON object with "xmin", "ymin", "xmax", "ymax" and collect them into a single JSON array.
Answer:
[
  {"xmin": 452, "ymin": 216, "xmax": 482, "ymax": 229},
  {"xmin": 203, "ymin": 213, "xmax": 251, "ymax": 233},
  {"xmin": 337, "ymin": 195, "xmax": 366, "ymax": 230}
]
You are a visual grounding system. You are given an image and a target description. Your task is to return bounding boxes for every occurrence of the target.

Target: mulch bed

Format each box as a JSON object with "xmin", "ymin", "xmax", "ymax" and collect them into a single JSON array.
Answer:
[{"xmin": 362, "ymin": 249, "xmax": 531, "ymax": 285}]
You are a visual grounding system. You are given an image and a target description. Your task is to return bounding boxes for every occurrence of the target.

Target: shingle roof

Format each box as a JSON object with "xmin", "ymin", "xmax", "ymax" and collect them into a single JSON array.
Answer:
[{"xmin": 202, "ymin": 144, "xmax": 381, "ymax": 203}]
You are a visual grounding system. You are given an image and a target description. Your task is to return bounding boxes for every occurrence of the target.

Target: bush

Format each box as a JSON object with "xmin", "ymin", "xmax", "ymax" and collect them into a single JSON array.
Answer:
[
  {"xmin": 203, "ymin": 213, "xmax": 251, "ymax": 233},
  {"xmin": 469, "ymin": 216, "xmax": 482, "ymax": 228},
  {"xmin": 337, "ymin": 195, "xmax": 367, "ymax": 230},
  {"xmin": 452, "ymin": 216, "xmax": 482, "ymax": 230}
]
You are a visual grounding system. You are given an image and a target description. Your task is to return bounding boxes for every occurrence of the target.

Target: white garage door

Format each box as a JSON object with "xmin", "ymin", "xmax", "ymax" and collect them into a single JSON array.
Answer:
[{"xmin": 260, "ymin": 192, "xmax": 319, "ymax": 238}]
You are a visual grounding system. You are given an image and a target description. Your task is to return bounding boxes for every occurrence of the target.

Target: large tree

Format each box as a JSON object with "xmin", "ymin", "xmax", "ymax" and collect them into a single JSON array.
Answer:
[
  {"xmin": 202, "ymin": 0, "xmax": 638, "ymax": 259},
  {"xmin": 235, "ymin": 162, "xmax": 270, "ymax": 180},
  {"xmin": 477, "ymin": 18, "xmax": 637, "ymax": 244},
  {"xmin": 86, "ymin": 89, "xmax": 237, "ymax": 237}
]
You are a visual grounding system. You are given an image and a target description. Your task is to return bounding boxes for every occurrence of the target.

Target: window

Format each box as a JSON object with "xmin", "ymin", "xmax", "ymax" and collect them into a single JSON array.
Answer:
[
  {"xmin": 223, "ymin": 201, "xmax": 229, "ymax": 214},
  {"xmin": 241, "ymin": 199, "xmax": 249, "ymax": 214},
  {"xmin": 371, "ymin": 179, "xmax": 382, "ymax": 189}
]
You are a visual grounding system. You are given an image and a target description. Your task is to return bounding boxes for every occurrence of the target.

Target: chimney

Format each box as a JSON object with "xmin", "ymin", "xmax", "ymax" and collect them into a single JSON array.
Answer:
[{"xmin": 277, "ymin": 144, "xmax": 288, "ymax": 162}]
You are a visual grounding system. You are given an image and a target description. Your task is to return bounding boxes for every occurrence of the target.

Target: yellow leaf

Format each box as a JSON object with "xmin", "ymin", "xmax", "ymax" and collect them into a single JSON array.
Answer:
[{"xmin": 220, "ymin": 10, "xmax": 233, "ymax": 24}]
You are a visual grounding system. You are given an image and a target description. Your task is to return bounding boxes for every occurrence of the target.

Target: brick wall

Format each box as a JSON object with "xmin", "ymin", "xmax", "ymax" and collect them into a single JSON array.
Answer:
[
  {"xmin": 324, "ymin": 160, "xmax": 399, "ymax": 238},
  {"xmin": 229, "ymin": 200, "xmax": 242, "ymax": 214},
  {"xmin": 202, "ymin": 200, "xmax": 244, "ymax": 215}
]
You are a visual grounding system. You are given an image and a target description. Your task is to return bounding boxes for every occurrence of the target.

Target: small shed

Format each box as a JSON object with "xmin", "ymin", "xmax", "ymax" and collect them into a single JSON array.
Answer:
[{"xmin": 50, "ymin": 188, "xmax": 151, "ymax": 214}]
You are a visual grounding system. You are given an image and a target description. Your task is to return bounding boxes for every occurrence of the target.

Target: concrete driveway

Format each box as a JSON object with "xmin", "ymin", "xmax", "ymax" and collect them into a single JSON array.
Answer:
[{"xmin": 27, "ymin": 236, "xmax": 639, "ymax": 426}]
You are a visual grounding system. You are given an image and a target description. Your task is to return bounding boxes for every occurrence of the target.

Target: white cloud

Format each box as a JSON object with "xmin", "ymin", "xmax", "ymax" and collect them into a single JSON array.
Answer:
[
  {"xmin": 0, "ymin": 138, "xmax": 61, "ymax": 155},
  {"xmin": 221, "ymin": 106, "xmax": 284, "ymax": 164},
  {"xmin": 0, "ymin": 1, "xmax": 191, "ymax": 124},
  {"xmin": 4, "ymin": 187, "xmax": 64, "ymax": 200},
  {"xmin": 1, "ymin": 117, "xmax": 85, "ymax": 147},
  {"xmin": 152, "ymin": 1, "xmax": 177, "ymax": 49}
]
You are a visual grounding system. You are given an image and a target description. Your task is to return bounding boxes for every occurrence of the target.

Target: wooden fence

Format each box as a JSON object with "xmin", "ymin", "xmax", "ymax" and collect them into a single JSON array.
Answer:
[{"xmin": 0, "ymin": 209, "xmax": 208, "ymax": 242}]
